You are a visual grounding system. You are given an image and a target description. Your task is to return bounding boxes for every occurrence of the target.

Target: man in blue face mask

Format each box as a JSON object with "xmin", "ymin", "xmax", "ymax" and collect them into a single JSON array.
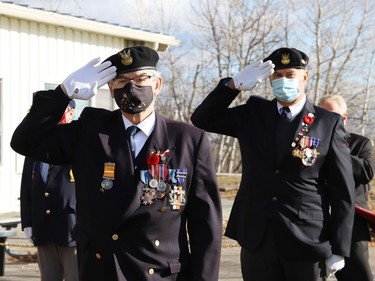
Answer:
[
  {"xmin": 191, "ymin": 47, "xmax": 355, "ymax": 281},
  {"xmin": 266, "ymin": 47, "xmax": 309, "ymax": 105}
]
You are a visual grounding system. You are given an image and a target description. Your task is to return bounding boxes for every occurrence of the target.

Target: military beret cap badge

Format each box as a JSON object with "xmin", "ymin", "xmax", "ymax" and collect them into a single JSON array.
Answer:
[
  {"xmin": 119, "ymin": 49, "xmax": 133, "ymax": 66},
  {"xmin": 281, "ymin": 53, "xmax": 290, "ymax": 65},
  {"xmin": 103, "ymin": 45, "xmax": 159, "ymax": 75},
  {"xmin": 264, "ymin": 47, "xmax": 309, "ymax": 70}
]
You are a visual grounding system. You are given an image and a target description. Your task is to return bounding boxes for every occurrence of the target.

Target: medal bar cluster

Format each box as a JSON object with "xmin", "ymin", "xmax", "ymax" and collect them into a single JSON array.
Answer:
[
  {"xmin": 291, "ymin": 113, "xmax": 320, "ymax": 167},
  {"xmin": 141, "ymin": 149, "xmax": 186, "ymax": 210}
]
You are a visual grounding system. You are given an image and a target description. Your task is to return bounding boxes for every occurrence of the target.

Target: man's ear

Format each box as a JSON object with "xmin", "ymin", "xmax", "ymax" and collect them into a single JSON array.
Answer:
[
  {"xmin": 108, "ymin": 82, "xmax": 115, "ymax": 98},
  {"xmin": 154, "ymin": 77, "xmax": 163, "ymax": 96},
  {"xmin": 303, "ymin": 70, "xmax": 309, "ymax": 82},
  {"xmin": 342, "ymin": 112, "xmax": 348, "ymax": 124}
]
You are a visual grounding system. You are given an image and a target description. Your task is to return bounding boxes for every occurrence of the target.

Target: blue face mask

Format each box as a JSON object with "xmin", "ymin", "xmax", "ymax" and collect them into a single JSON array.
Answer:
[{"xmin": 272, "ymin": 78, "xmax": 300, "ymax": 102}]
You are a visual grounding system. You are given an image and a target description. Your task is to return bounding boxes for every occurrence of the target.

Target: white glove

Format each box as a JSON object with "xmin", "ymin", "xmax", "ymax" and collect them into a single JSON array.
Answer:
[
  {"xmin": 232, "ymin": 60, "xmax": 274, "ymax": 91},
  {"xmin": 23, "ymin": 227, "xmax": 33, "ymax": 244},
  {"xmin": 63, "ymin": 57, "xmax": 117, "ymax": 100},
  {"xmin": 325, "ymin": 254, "xmax": 345, "ymax": 278}
]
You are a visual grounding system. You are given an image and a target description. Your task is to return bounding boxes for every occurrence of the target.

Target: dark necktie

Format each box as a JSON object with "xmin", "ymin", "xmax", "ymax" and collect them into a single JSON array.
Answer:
[
  {"xmin": 126, "ymin": 126, "xmax": 139, "ymax": 159},
  {"xmin": 280, "ymin": 106, "xmax": 291, "ymax": 120}
]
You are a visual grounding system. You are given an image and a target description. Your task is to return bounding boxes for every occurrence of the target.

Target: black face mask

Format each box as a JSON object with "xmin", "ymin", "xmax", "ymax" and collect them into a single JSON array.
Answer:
[{"xmin": 113, "ymin": 83, "xmax": 154, "ymax": 114}]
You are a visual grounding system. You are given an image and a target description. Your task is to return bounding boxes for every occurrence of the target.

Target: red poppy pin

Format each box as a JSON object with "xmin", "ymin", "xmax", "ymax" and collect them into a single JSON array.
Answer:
[
  {"xmin": 147, "ymin": 154, "xmax": 160, "ymax": 165},
  {"xmin": 303, "ymin": 113, "xmax": 314, "ymax": 125}
]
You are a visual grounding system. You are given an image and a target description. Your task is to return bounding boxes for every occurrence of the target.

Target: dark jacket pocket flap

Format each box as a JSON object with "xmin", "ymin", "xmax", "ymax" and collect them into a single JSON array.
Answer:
[{"xmin": 168, "ymin": 258, "xmax": 181, "ymax": 274}]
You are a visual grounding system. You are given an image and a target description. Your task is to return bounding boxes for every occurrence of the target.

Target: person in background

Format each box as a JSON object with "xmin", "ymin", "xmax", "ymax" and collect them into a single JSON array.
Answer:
[
  {"xmin": 21, "ymin": 100, "xmax": 78, "ymax": 281},
  {"xmin": 319, "ymin": 94, "xmax": 374, "ymax": 281},
  {"xmin": 191, "ymin": 47, "xmax": 355, "ymax": 281},
  {"xmin": 12, "ymin": 45, "xmax": 222, "ymax": 281}
]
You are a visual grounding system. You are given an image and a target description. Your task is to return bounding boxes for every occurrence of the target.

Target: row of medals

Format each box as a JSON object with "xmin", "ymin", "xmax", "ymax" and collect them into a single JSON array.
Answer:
[
  {"xmin": 142, "ymin": 178, "xmax": 172, "ymax": 205},
  {"xmin": 290, "ymin": 113, "xmax": 320, "ymax": 166}
]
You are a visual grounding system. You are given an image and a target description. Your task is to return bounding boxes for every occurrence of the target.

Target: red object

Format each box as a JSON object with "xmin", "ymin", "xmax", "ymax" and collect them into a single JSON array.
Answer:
[
  {"xmin": 355, "ymin": 205, "xmax": 375, "ymax": 233},
  {"xmin": 303, "ymin": 115, "xmax": 314, "ymax": 125},
  {"xmin": 147, "ymin": 154, "xmax": 160, "ymax": 165}
]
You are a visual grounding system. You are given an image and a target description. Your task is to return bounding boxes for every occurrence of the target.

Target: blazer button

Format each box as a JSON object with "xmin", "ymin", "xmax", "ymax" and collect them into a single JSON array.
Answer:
[
  {"xmin": 95, "ymin": 253, "xmax": 101, "ymax": 259},
  {"xmin": 154, "ymin": 240, "xmax": 160, "ymax": 247},
  {"xmin": 272, "ymin": 197, "xmax": 277, "ymax": 201},
  {"xmin": 45, "ymin": 210, "xmax": 51, "ymax": 214},
  {"xmin": 112, "ymin": 234, "xmax": 119, "ymax": 241},
  {"xmin": 44, "ymin": 192, "xmax": 49, "ymax": 197},
  {"xmin": 274, "ymin": 170, "xmax": 280, "ymax": 174},
  {"xmin": 148, "ymin": 268, "xmax": 155, "ymax": 275}
]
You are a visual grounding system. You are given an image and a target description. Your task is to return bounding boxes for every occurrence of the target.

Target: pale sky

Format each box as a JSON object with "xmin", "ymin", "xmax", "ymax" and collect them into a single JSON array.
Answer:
[{"xmin": 11, "ymin": 0, "xmax": 194, "ymax": 42}]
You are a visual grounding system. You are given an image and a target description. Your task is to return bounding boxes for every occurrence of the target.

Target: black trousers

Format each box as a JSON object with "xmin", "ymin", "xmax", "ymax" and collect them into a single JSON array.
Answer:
[
  {"xmin": 335, "ymin": 240, "xmax": 373, "ymax": 281},
  {"xmin": 240, "ymin": 229, "xmax": 326, "ymax": 281}
]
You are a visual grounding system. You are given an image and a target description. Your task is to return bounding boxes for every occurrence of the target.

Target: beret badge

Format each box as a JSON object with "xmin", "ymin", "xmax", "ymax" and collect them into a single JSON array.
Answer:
[
  {"xmin": 281, "ymin": 53, "xmax": 290, "ymax": 65},
  {"xmin": 119, "ymin": 49, "xmax": 133, "ymax": 66}
]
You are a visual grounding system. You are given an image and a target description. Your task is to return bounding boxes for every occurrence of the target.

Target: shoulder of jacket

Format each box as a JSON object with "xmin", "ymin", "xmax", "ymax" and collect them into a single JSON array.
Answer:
[
  {"xmin": 161, "ymin": 115, "xmax": 205, "ymax": 135},
  {"xmin": 80, "ymin": 107, "xmax": 118, "ymax": 124}
]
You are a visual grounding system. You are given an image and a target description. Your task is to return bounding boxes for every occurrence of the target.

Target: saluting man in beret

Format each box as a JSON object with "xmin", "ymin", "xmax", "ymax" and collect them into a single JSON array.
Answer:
[
  {"xmin": 191, "ymin": 47, "xmax": 355, "ymax": 281},
  {"xmin": 11, "ymin": 46, "xmax": 222, "ymax": 281}
]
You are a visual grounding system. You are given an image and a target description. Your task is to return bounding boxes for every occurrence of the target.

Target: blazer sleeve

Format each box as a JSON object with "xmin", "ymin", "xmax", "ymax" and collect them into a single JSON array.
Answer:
[
  {"xmin": 191, "ymin": 79, "xmax": 241, "ymax": 137},
  {"xmin": 186, "ymin": 130, "xmax": 222, "ymax": 281},
  {"xmin": 20, "ymin": 157, "xmax": 34, "ymax": 230},
  {"xmin": 11, "ymin": 86, "xmax": 72, "ymax": 163},
  {"xmin": 325, "ymin": 119, "xmax": 355, "ymax": 257},
  {"xmin": 351, "ymin": 136, "xmax": 374, "ymax": 186}
]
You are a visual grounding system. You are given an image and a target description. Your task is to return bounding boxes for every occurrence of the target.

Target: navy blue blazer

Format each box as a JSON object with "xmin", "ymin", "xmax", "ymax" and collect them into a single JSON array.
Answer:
[
  {"xmin": 191, "ymin": 80, "xmax": 355, "ymax": 260},
  {"xmin": 20, "ymin": 158, "xmax": 77, "ymax": 247},
  {"xmin": 11, "ymin": 86, "xmax": 222, "ymax": 281}
]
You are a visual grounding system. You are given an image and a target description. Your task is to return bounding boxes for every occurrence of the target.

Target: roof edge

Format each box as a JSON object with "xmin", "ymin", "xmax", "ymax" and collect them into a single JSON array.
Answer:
[{"xmin": 0, "ymin": 2, "xmax": 180, "ymax": 50}]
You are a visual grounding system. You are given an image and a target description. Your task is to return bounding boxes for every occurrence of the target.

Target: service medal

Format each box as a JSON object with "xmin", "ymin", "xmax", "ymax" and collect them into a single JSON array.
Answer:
[
  {"xmin": 301, "ymin": 147, "xmax": 318, "ymax": 166},
  {"xmin": 141, "ymin": 192, "xmax": 155, "ymax": 205},
  {"xmin": 101, "ymin": 178, "xmax": 113, "ymax": 190},
  {"xmin": 157, "ymin": 181, "xmax": 167, "ymax": 192},
  {"xmin": 169, "ymin": 185, "xmax": 186, "ymax": 211},
  {"xmin": 149, "ymin": 179, "xmax": 158, "ymax": 188},
  {"xmin": 101, "ymin": 162, "xmax": 115, "ymax": 190}
]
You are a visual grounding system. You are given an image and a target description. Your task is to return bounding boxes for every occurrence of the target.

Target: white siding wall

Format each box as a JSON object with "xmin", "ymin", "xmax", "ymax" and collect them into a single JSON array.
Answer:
[{"xmin": 0, "ymin": 14, "xmax": 145, "ymax": 212}]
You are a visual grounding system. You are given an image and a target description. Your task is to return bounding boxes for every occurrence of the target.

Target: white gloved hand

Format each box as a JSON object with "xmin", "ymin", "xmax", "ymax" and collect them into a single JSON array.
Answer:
[
  {"xmin": 325, "ymin": 254, "xmax": 345, "ymax": 278},
  {"xmin": 23, "ymin": 227, "xmax": 33, "ymax": 244},
  {"xmin": 232, "ymin": 60, "xmax": 274, "ymax": 91},
  {"xmin": 63, "ymin": 57, "xmax": 117, "ymax": 100}
]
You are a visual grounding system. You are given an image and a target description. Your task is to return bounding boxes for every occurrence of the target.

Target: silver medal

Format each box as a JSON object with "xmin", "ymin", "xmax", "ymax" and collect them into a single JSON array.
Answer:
[{"xmin": 101, "ymin": 178, "xmax": 113, "ymax": 190}]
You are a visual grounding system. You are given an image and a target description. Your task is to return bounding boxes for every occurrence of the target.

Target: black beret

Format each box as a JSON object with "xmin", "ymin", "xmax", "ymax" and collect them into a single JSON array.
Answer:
[
  {"xmin": 103, "ymin": 45, "xmax": 159, "ymax": 75},
  {"xmin": 264, "ymin": 47, "xmax": 309, "ymax": 70}
]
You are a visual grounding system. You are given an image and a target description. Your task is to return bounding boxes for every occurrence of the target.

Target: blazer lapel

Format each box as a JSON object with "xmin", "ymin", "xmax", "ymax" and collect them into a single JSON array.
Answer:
[
  {"xmin": 143, "ymin": 114, "xmax": 170, "ymax": 155},
  {"xmin": 264, "ymin": 99, "xmax": 280, "ymax": 165},
  {"xmin": 97, "ymin": 111, "xmax": 141, "ymax": 224}
]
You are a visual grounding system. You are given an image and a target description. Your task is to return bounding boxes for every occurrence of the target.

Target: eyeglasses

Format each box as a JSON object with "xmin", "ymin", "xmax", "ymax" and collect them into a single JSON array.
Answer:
[{"xmin": 112, "ymin": 74, "xmax": 154, "ymax": 87}]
